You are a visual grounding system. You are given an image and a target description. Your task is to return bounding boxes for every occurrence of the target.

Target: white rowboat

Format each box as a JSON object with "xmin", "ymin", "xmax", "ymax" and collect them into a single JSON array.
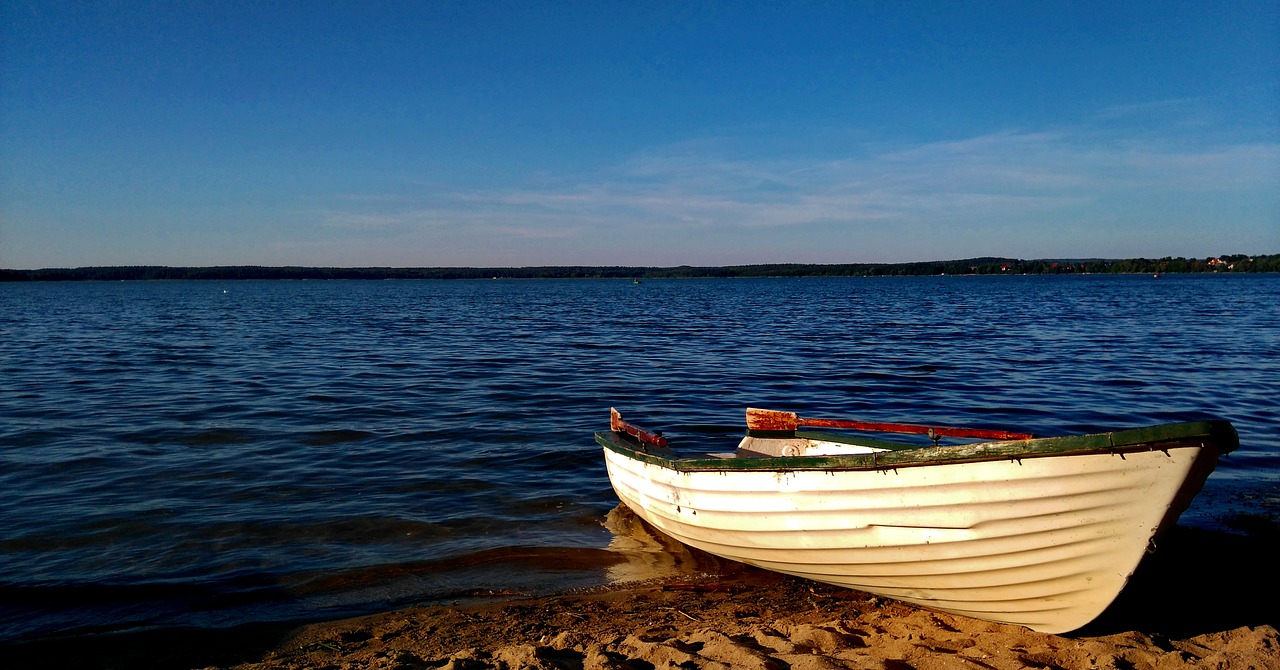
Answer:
[{"xmin": 597, "ymin": 407, "xmax": 1237, "ymax": 633}]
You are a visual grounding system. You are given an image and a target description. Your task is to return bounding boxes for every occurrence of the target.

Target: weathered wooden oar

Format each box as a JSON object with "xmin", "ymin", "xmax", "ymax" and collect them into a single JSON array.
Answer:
[
  {"xmin": 610, "ymin": 407, "xmax": 668, "ymax": 448},
  {"xmin": 746, "ymin": 407, "xmax": 1034, "ymax": 442}
]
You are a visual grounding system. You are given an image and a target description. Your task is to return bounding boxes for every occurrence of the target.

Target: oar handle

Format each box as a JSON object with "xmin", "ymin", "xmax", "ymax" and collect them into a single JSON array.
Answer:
[
  {"xmin": 611, "ymin": 408, "xmax": 669, "ymax": 448},
  {"xmin": 746, "ymin": 408, "xmax": 1034, "ymax": 441}
]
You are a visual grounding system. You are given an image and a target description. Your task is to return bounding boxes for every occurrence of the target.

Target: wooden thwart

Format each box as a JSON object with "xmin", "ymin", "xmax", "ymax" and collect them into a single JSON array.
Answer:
[{"xmin": 745, "ymin": 407, "xmax": 1035, "ymax": 441}]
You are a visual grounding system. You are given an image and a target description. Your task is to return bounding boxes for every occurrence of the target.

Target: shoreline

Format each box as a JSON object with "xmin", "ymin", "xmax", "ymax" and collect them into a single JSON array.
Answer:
[
  {"xmin": 5, "ymin": 256, "xmax": 1279, "ymax": 282},
  {"xmin": 4, "ymin": 525, "xmax": 1277, "ymax": 669}
]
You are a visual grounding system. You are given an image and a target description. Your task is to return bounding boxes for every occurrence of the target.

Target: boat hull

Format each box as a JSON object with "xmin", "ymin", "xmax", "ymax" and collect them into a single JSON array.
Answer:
[{"xmin": 599, "ymin": 422, "xmax": 1233, "ymax": 633}]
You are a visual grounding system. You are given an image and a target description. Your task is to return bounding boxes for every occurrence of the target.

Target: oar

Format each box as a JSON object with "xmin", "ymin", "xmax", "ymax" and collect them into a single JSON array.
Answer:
[
  {"xmin": 746, "ymin": 408, "xmax": 1034, "ymax": 442},
  {"xmin": 610, "ymin": 408, "xmax": 669, "ymax": 448}
]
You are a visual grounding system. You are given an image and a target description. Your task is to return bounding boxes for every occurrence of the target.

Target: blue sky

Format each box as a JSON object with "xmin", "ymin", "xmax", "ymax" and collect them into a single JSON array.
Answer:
[{"xmin": 2, "ymin": 1, "xmax": 1277, "ymax": 269}]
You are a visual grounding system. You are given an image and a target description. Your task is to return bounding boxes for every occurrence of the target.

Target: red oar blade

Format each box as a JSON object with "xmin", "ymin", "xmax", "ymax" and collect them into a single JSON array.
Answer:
[{"xmin": 746, "ymin": 407, "xmax": 800, "ymax": 431}]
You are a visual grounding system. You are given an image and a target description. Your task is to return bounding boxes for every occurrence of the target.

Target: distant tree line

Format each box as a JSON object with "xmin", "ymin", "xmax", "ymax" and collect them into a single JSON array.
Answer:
[{"xmin": 2, "ymin": 255, "xmax": 1277, "ymax": 282}]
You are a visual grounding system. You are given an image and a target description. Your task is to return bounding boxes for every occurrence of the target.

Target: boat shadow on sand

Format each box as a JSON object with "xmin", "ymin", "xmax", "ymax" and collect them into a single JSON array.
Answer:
[{"xmin": 1079, "ymin": 521, "xmax": 1279, "ymax": 638}]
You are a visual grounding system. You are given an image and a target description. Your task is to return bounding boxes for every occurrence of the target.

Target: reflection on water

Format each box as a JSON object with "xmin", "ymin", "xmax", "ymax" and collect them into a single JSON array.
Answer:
[{"xmin": 603, "ymin": 504, "xmax": 730, "ymax": 584}]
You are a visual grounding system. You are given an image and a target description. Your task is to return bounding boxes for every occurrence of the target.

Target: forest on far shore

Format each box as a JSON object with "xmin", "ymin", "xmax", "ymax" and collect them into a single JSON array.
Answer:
[{"xmin": 2, "ymin": 254, "xmax": 1278, "ymax": 282}]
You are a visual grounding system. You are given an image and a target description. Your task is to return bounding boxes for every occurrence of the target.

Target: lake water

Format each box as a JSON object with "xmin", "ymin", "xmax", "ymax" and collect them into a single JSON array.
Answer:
[{"xmin": 1, "ymin": 275, "xmax": 1277, "ymax": 643}]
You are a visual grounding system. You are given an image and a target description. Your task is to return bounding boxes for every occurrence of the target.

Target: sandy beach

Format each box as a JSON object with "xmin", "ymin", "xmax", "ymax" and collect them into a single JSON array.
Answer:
[
  {"xmin": 221, "ymin": 565, "xmax": 1278, "ymax": 670},
  {"xmin": 5, "ymin": 507, "xmax": 1277, "ymax": 669},
  {"xmin": 11, "ymin": 566, "xmax": 1275, "ymax": 670}
]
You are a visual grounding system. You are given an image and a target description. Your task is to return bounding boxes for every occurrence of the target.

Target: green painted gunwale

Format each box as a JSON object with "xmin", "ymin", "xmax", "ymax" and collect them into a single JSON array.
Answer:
[{"xmin": 596, "ymin": 420, "xmax": 1238, "ymax": 473}]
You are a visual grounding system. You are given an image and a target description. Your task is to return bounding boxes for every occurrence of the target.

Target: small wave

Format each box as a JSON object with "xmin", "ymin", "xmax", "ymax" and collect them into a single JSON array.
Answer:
[
  {"xmin": 118, "ymin": 427, "xmax": 261, "ymax": 447},
  {"xmin": 1098, "ymin": 378, "xmax": 1149, "ymax": 387},
  {"xmin": 299, "ymin": 429, "xmax": 376, "ymax": 446}
]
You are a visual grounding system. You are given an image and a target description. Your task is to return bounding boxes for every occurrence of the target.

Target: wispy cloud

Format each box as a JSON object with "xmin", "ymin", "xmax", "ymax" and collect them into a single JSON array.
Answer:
[{"xmin": 308, "ymin": 107, "xmax": 1279, "ymax": 265}]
